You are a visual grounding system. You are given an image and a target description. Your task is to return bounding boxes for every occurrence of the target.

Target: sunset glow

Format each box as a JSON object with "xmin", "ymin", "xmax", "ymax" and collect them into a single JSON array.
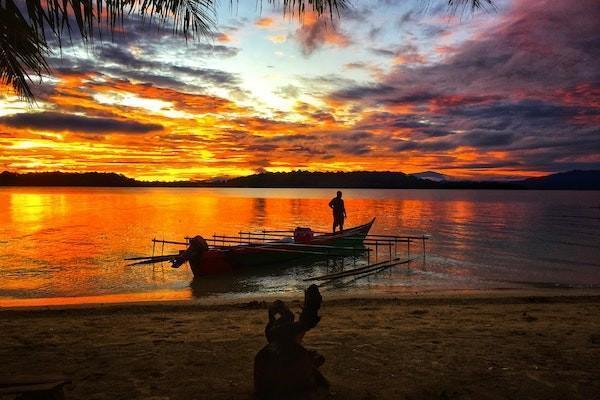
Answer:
[{"xmin": 1, "ymin": 0, "xmax": 598, "ymax": 181}]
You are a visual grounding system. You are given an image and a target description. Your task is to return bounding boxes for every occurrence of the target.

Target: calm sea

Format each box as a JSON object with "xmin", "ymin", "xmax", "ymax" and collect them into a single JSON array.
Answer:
[{"xmin": 1, "ymin": 187, "xmax": 599, "ymax": 306}]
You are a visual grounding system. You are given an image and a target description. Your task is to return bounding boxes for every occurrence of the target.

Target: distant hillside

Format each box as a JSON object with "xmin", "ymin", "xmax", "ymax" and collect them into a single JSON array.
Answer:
[
  {"xmin": 410, "ymin": 171, "xmax": 451, "ymax": 182},
  {"xmin": 1, "ymin": 170, "xmax": 598, "ymax": 189},
  {"xmin": 521, "ymin": 170, "xmax": 600, "ymax": 190},
  {"xmin": 0, "ymin": 171, "xmax": 194, "ymax": 187},
  {"xmin": 211, "ymin": 171, "xmax": 431, "ymax": 188},
  {"xmin": 200, "ymin": 171, "xmax": 520, "ymax": 189},
  {"xmin": 0, "ymin": 171, "xmax": 140, "ymax": 187}
]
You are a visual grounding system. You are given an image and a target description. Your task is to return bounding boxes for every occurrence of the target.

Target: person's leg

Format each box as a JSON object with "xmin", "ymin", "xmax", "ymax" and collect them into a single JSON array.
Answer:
[{"xmin": 335, "ymin": 213, "xmax": 343, "ymax": 231}]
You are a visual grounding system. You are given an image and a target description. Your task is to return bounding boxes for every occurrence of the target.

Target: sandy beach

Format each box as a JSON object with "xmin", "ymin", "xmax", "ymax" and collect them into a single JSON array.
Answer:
[{"xmin": 1, "ymin": 289, "xmax": 599, "ymax": 400}]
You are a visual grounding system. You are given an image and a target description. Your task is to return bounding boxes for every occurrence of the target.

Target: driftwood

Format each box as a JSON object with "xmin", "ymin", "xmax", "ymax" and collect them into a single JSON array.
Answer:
[
  {"xmin": 0, "ymin": 374, "xmax": 71, "ymax": 399},
  {"xmin": 254, "ymin": 285, "xmax": 328, "ymax": 399}
]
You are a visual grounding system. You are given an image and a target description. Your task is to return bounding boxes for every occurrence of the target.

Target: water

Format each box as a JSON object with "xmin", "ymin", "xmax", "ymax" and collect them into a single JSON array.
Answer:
[{"xmin": 1, "ymin": 187, "xmax": 599, "ymax": 306}]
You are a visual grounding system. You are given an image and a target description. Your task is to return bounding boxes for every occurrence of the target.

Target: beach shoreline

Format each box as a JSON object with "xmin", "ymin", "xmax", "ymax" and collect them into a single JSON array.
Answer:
[
  {"xmin": 1, "ymin": 288, "xmax": 599, "ymax": 399},
  {"xmin": 2, "ymin": 286, "xmax": 600, "ymax": 310}
]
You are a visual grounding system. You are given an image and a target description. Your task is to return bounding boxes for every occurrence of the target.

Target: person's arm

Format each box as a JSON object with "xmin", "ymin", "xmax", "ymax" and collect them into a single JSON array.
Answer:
[
  {"xmin": 343, "ymin": 200, "xmax": 347, "ymax": 217},
  {"xmin": 328, "ymin": 198, "xmax": 334, "ymax": 209}
]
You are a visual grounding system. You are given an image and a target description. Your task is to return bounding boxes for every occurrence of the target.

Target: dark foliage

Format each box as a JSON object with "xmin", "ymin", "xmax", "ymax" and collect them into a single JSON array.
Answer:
[
  {"xmin": 2, "ymin": 170, "xmax": 599, "ymax": 189},
  {"xmin": 521, "ymin": 170, "xmax": 600, "ymax": 190}
]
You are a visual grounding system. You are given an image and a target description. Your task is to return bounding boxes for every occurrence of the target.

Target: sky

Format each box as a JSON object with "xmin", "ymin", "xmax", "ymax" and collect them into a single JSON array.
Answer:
[{"xmin": 0, "ymin": 0, "xmax": 598, "ymax": 181}]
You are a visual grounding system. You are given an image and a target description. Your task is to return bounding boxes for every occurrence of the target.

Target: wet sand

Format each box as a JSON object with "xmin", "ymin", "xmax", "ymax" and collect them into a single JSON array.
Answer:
[{"xmin": 1, "ymin": 289, "xmax": 599, "ymax": 399}]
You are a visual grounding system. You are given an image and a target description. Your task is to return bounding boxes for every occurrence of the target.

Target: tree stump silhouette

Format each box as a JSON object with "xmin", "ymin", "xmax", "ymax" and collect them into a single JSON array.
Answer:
[{"xmin": 254, "ymin": 284, "xmax": 328, "ymax": 399}]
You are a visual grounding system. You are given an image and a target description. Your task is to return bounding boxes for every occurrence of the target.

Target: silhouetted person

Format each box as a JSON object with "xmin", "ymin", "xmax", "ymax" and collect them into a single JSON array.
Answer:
[{"xmin": 328, "ymin": 191, "xmax": 346, "ymax": 232}]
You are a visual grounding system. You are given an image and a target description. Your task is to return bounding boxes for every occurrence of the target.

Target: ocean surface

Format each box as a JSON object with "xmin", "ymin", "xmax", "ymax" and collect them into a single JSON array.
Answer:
[{"xmin": 1, "ymin": 187, "xmax": 599, "ymax": 306}]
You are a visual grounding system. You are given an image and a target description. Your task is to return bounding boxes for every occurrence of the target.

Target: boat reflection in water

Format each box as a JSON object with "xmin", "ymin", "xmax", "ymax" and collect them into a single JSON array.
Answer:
[{"xmin": 190, "ymin": 276, "xmax": 260, "ymax": 298}]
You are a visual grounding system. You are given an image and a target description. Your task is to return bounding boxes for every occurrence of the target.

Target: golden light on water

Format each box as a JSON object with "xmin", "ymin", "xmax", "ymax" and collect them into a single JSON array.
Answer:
[{"xmin": 2, "ymin": 187, "xmax": 600, "ymax": 307}]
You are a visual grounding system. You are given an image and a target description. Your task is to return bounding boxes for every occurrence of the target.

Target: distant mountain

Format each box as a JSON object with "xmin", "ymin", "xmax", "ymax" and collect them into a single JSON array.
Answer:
[
  {"xmin": 1, "ymin": 170, "xmax": 598, "ymax": 189},
  {"xmin": 209, "ymin": 171, "xmax": 432, "ymax": 188},
  {"xmin": 0, "ymin": 171, "xmax": 194, "ymax": 187},
  {"xmin": 206, "ymin": 171, "xmax": 520, "ymax": 189},
  {"xmin": 520, "ymin": 170, "xmax": 600, "ymax": 190},
  {"xmin": 410, "ymin": 171, "xmax": 451, "ymax": 182},
  {"xmin": 0, "ymin": 171, "xmax": 139, "ymax": 187}
]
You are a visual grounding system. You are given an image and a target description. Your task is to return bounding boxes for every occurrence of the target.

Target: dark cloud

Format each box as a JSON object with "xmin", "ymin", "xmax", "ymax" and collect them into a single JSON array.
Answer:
[
  {"xmin": 264, "ymin": 134, "xmax": 315, "ymax": 142},
  {"xmin": 295, "ymin": 18, "xmax": 351, "ymax": 56},
  {"xmin": 340, "ymin": 6, "xmax": 372, "ymax": 22},
  {"xmin": 368, "ymin": 26, "xmax": 383, "ymax": 40},
  {"xmin": 170, "ymin": 65, "xmax": 239, "ymax": 85},
  {"xmin": 439, "ymin": 161, "xmax": 522, "ymax": 171},
  {"xmin": 339, "ymin": 143, "xmax": 372, "ymax": 155},
  {"xmin": 93, "ymin": 44, "xmax": 240, "ymax": 86},
  {"xmin": 420, "ymin": 128, "xmax": 453, "ymax": 137},
  {"xmin": 327, "ymin": 0, "xmax": 600, "ymax": 169},
  {"xmin": 369, "ymin": 47, "xmax": 395, "ymax": 57},
  {"xmin": 450, "ymin": 100, "xmax": 597, "ymax": 121},
  {"xmin": 397, "ymin": 10, "xmax": 414, "ymax": 27},
  {"xmin": 285, "ymin": 145, "xmax": 327, "ymax": 156},
  {"xmin": 354, "ymin": 112, "xmax": 432, "ymax": 131},
  {"xmin": 461, "ymin": 132, "xmax": 515, "ymax": 148},
  {"xmin": 187, "ymin": 43, "xmax": 240, "ymax": 58},
  {"xmin": 344, "ymin": 62, "xmax": 369, "ymax": 70},
  {"xmin": 421, "ymin": 24, "xmax": 448, "ymax": 38},
  {"xmin": 335, "ymin": 0, "xmax": 600, "ymax": 103},
  {"xmin": 332, "ymin": 84, "xmax": 395, "ymax": 102},
  {"xmin": 246, "ymin": 144, "xmax": 279, "ymax": 152},
  {"xmin": 0, "ymin": 112, "xmax": 162, "ymax": 134},
  {"xmin": 392, "ymin": 140, "xmax": 456, "ymax": 152},
  {"xmin": 46, "ymin": 12, "xmax": 239, "ymax": 58},
  {"xmin": 344, "ymin": 131, "xmax": 374, "ymax": 141},
  {"xmin": 310, "ymin": 111, "xmax": 336, "ymax": 123}
]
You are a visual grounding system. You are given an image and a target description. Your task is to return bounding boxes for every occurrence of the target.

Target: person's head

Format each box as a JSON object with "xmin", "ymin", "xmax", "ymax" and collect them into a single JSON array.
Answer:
[{"xmin": 336, "ymin": 191, "xmax": 342, "ymax": 198}]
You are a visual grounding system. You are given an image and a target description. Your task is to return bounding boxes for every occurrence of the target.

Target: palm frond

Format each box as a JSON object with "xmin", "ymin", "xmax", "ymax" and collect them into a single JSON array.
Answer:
[
  {"xmin": 270, "ymin": 0, "xmax": 350, "ymax": 19},
  {"xmin": 448, "ymin": 0, "xmax": 494, "ymax": 12},
  {"xmin": 0, "ymin": 0, "xmax": 50, "ymax": 100}
]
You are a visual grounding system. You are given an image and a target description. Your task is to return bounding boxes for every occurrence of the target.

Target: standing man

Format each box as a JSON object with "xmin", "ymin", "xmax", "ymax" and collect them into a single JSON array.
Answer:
[{"xmin": 328, "ymin": 191, "xmax": 346, "ymax": 233}]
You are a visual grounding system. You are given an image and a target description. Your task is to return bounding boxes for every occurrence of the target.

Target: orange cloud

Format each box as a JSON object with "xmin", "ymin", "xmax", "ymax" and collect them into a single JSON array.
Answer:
[
  {"xmin": 216, "ymin": 33, "xmax": 232, "ymax": 43},
  {"xmin": 255, "ymin": 17, "xmax": 274, "ymax": 28},
  {"xmin": 268, "ymin": 34, "xmax": 287, "ymax": 44},
  {"xmin": 295, "ymin": 13, "xmax": 351, "ymax": 55}
]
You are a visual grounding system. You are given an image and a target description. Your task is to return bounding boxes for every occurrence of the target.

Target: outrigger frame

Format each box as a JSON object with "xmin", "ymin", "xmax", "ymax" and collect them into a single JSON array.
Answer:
[{"xmin": 125, "ymin": 220, "xmax": 430, "ymax": 282}]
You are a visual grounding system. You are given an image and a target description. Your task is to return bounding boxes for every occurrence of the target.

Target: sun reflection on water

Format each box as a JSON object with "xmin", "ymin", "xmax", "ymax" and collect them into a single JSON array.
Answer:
[{"xmin": 1, "ymin": 187, "xmax": 599, "ymax": 307}]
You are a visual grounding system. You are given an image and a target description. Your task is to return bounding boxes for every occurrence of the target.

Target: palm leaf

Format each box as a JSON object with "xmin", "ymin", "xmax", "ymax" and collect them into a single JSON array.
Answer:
[{"xmin": 0, "ymin": 0, "xmax": 50, "ymax": 99}]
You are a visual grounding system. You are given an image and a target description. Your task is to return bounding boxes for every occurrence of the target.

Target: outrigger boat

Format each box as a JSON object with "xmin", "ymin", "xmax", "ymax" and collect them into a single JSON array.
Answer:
[
  {"xmin": 127, "ymin": 219, "xmax": 376, "ymax": 277},
  {"xmin": 127, "ymin": 219, "xmax": 431, "ymax": 282}
]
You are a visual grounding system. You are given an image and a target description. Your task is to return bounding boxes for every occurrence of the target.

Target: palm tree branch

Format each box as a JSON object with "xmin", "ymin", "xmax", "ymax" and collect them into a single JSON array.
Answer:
[{"xmin": 1, "ymin": 0, "xmax": 50, "ymax": 99}]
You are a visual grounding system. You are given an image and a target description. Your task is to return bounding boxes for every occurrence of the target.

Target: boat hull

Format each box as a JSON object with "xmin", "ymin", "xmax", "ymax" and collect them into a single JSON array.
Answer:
[{"xmin": 189, "ymin": 219, "xmax": 375, "ymax": 276}]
